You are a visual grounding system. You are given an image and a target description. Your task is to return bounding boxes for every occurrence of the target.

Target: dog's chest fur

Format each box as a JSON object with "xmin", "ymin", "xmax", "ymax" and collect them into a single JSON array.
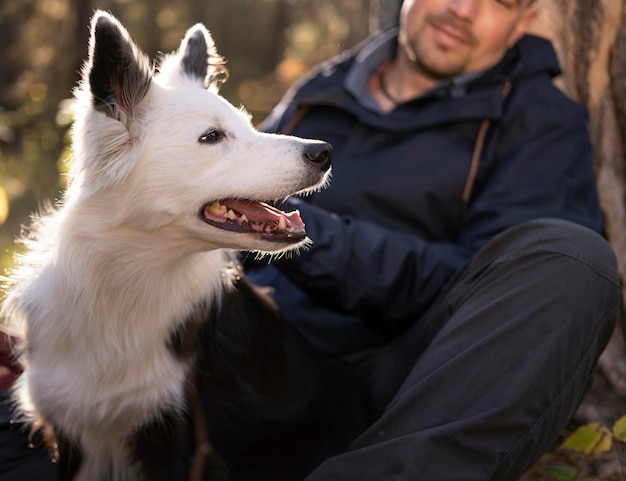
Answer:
[
  {"xmin": 19, "ymin": 257, "xmax": 226, "ymax": 448},
  {"xmin": 16, "ymin": 291, "xmax": 218, "ymax": 481}
]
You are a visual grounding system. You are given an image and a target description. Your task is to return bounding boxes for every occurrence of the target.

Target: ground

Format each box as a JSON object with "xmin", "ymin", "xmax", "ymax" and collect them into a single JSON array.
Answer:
[
  {"xmin": 522, "ymin": 443, "xmax": 626, "ymax": 481},
  {"xmin": 522, "ymin": 374, "xmax": 626, "ymax": 481}
]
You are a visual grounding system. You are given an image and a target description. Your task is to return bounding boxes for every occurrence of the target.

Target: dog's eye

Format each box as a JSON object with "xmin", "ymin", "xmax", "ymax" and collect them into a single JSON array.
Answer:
[{"xmin": 199, "ymin": 129, "xmax": 225, "ymax": 144}]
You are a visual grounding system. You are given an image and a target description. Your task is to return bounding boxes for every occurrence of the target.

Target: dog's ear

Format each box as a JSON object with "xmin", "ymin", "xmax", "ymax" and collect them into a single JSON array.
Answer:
[
  {"xmin": 156, "ymin": 24, "xmax": 228, "ymax": 91},
  {"xmin": 85, "ymin": 11, "xmax": 153, "ymax": 120}
]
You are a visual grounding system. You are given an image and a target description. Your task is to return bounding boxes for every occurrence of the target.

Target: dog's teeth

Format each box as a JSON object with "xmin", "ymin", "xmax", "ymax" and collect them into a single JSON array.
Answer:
[
  {"xmin": 226, "ymin": 209, "xmax": 237, "ymax": 220},
  {"xmin": 209, "ymin": 202, "xmax": 228, "ymax": 216},
  {"xmin": 278, "ymin": 217, "xmax": 286, "ymax": 230},
  {"xmin": 240, "ymin": 214, "xmax": 249, "ymax": 224}
]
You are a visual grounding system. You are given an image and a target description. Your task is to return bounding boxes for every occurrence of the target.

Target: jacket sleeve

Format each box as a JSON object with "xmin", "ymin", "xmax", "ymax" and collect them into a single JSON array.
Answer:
[
  {"xmin": 269, "ymin": 84, "xmax": 601, "ymax": 332},
  {"xmin": 275, "ymin": 199, "xmax": 465, "ymax": 330}
]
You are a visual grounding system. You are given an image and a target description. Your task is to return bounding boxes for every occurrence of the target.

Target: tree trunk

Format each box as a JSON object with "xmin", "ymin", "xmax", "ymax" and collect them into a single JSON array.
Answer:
[
  {"xmin": 527, "ymin": 0, "xmax": 626, "ymax": 418},
  {"xmin": 373, "ymin": 0, "xmax": 626, "ymax": 416}
]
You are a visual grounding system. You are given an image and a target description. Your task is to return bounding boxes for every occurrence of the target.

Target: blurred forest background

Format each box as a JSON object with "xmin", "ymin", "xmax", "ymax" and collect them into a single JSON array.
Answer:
[{"xmin": 0, "ymin": 0, "xmax": 377, "ymax": 272}]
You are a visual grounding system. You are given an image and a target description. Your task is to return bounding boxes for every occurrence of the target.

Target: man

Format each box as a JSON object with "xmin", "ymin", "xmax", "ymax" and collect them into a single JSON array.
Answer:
[{"xmin": 246, "ymin": 0, "xmax": 620, "ymax": 479}]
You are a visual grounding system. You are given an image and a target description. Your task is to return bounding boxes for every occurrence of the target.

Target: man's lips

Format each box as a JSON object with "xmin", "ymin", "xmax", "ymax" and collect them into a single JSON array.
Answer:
[
  {"xmin": 433, "ymin": 24, "xmax": 470, "ymax": 46},
  {"xmin": 428, "ymin": 14, "xmax": 474, "ymax": 47}
]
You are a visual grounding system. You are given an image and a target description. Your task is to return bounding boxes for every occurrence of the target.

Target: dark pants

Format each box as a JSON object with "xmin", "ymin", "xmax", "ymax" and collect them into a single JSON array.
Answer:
[
  {"xmin": 0, "ymin": 392, "xmax": 57, "ymax": 481},
  {"xmin": 305, "ymin": 218, "xmax": 620, "ymax": 481}
]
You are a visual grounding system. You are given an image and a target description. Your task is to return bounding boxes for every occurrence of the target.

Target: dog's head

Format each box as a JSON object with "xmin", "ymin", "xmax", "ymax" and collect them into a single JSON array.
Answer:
[{"xmin": 69, "ymin": 11, "xmax": 330, "ymax": 254}]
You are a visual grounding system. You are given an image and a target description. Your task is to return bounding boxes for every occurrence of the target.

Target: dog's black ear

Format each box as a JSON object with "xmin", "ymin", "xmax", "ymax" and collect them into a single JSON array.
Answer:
[
  {"xmin": 85, "ymin": 11, "xmax": 152, "ymax": 119},
  {"xmin": 157, "ymin": 24, "xmax": 228, "ymax": 91}
]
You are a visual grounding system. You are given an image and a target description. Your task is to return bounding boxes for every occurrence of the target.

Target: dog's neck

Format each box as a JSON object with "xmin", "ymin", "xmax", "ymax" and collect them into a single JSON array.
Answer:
[
  {"xmin": 18, "ymin": 203, "xmax": 238, "ymax": 357},
  {"xmin": 8, "ymin": 205, "xmax": 240, "ymax": 445}
]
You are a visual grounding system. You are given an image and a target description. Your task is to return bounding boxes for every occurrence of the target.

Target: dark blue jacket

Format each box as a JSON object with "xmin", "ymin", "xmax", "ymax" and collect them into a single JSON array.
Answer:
[{"xmin": 248, "ymin": 33, "xmax": 601, "ymax": 355}]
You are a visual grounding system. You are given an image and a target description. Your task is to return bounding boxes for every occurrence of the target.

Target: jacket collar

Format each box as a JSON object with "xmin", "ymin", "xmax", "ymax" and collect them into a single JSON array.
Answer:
[{"xmin": 290, "ymin": 31, "xmax": 562, "ymax": 131}]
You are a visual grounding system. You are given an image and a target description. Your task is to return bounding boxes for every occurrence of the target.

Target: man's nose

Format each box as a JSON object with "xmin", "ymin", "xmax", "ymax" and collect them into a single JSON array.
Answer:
[{"xmin": 447, "ymin": 0, "xmax": 479, "ymax": 20}]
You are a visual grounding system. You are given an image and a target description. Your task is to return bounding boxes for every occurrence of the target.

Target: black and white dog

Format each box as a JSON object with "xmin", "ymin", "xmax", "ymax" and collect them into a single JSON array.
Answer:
[{"xmin": 1, "ymin": 11, "xmax": 367, "ymax": 481}]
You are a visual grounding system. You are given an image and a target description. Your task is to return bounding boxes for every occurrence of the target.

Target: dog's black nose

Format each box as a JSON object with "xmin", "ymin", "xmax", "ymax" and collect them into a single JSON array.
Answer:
[{"xmin": 304, "ymin": 142, "xmax": 332, "ymax": 172}]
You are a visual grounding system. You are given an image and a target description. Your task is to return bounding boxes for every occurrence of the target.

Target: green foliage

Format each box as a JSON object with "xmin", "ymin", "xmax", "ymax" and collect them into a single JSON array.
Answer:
[
  {"xmin": 561, "ymin": 422, "xmax": 612, "ymax": 455},
  {"xmin": 612, "ymin": 415, "xmax": 626, "ymax": 442},
  {"xmin": 537, "ymin": 416, "xmax": 626, "ymax": 481},
  {"xmin": 534, "ymin": 465, "xmax": 581, "ymax": 481}
]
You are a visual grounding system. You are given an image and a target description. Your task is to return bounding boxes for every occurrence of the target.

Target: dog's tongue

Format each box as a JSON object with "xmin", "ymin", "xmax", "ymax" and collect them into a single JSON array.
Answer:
[
  {"xmin": 229, "ymin": 199, "xmax": 303, "ymax": 230},
  {"xmin": 204, "ymin": 199, "xmax": 305, "ymax": 234}
]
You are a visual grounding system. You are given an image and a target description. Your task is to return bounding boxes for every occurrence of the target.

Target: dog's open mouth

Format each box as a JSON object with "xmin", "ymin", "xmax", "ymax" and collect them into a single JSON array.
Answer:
[{"xmin": 201, "ymin": 199, "xmax": 306, "ymax": 242}]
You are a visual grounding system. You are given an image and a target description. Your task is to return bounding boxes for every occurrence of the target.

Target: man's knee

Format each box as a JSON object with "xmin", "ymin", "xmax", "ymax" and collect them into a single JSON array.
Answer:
[
  {"xmin": 453, "ymin": 218, "xmax": 620, "ymax": 343},
  {"xmin": 477, "ymin": 218, "xmax": 618, "ymax": 286}
]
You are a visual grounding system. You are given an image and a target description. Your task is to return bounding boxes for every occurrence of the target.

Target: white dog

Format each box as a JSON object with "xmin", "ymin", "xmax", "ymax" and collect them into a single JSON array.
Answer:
[{"xmin": 1, "ymin": 11, "xmax": 368, "ymax": 481}]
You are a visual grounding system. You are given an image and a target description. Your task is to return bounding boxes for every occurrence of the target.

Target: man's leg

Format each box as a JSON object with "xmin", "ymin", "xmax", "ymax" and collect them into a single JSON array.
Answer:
[
  {"xmin": 0, "ymin": 391, "xmax": 58, "ymax": 481},
  {"xmin": 306, "ymin": 218, "xmax": 620, "ymax": 481}
]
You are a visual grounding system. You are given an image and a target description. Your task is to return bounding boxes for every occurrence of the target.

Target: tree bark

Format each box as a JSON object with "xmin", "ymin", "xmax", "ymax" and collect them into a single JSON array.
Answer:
[{"xmin": 529, "ymin": 0, "xmax": 626, "ymax": 412}]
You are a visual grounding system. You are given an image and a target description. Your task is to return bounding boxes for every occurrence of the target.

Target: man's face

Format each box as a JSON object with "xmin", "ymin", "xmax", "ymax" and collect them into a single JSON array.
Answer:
[{"xmin": 398, "ymin": 0, "xmax": 537, "ymax": 79}]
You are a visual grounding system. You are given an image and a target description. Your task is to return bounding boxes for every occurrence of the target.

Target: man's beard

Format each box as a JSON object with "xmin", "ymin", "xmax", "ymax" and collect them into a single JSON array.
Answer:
[{"xmin": 402, "ymin": 10, "xmax": 478, "ymax": 80}]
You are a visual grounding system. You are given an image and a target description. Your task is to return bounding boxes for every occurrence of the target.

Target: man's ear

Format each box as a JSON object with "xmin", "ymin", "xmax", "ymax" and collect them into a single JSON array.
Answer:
[
  {"xmin": 85, "ymin": 11, "xmax": 153, "ymax": 121},
  {"xmin": 507, "ymin": 6, "xmax": 539, "ymax": 48},
  {"xmin": 156, "ymin": 23, "xmax": 228, "ymax": 91}
]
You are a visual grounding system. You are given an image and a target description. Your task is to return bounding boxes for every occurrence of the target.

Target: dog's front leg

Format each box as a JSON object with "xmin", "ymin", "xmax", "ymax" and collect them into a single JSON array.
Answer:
[
  {"xmin": 56, "ymin": 434, "xmax": 84, "ymax": 481},
  {"xmin": 129, "ymin": 409, "xmax": 192, "ymax": 481}
]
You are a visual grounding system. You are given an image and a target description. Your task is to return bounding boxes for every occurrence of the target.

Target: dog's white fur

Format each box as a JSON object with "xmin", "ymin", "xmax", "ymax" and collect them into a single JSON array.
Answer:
[{"xmin": 1, "ymin": 11, "xmax": 329, "ymax": 480}]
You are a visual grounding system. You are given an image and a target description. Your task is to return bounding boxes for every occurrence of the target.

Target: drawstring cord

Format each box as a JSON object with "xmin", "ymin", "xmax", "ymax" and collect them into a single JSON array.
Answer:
[
  {"xmin": 280, "ymin": 106, "xmax": 311, "ymax": 135},
  {"xmin": 462, "ymin": 79, "xmax": 512, "ymax": 203},
  {"xmin": 463, "ymin": 118, "xmax": 491, "ymax": 203}
]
